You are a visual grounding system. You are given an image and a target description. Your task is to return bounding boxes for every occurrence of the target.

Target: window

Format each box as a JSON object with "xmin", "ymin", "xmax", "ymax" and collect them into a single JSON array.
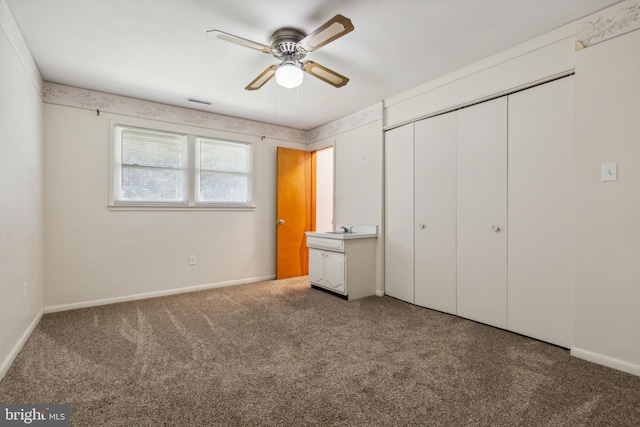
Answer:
[
  {"xmin": 196, "ymin": 137, "xmax": 252, "ymax": 204},
  {"xmin": 112, "ymin": 124, "xmax": 254, "ymax": 208},
  {"xmin": 114, "ymin": 126, "xmax": 189, "ymax": 204}
]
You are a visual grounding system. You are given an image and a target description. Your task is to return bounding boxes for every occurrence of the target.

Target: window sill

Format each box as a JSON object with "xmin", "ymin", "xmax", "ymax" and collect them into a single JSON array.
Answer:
[{"xmin": 108, "ymin": 205, "xmax": 256, "ymax": 212}]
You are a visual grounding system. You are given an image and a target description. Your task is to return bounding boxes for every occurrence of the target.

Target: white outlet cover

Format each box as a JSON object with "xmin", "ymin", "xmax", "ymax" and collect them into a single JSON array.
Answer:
[{"xmin": 601, "ymin": 163, "xmax": 617, "ymax": 182}]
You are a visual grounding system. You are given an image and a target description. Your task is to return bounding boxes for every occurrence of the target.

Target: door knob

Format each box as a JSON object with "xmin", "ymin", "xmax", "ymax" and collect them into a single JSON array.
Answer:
[
  {"xmin": 491, "ymin": 226, "xmax": 500, "ymax": 232},
  {"xmin": 418, "ymin": 223, "xmax": 426, "ymax": 229},
  {"xmin": 277, "ymin": 219, "xmax": 285, "ymax": 225}
]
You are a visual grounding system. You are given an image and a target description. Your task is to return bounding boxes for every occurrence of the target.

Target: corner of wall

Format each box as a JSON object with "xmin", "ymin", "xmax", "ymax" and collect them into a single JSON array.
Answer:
[
  {"xmin": 0, "ymin": 0, "xmax": 45, "ymax": 380},
  {"xmin": 307, "ymin": 102, "xmax": 383, "ymax": 143},
  {"xmin": 0, "ymin": 0, "xmax": 43, "ymax": 95}
]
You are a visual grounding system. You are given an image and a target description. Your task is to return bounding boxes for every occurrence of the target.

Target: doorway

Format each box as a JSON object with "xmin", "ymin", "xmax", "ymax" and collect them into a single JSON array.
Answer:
[{"xmin": 276, "ymin": 145, "xmax": 334, "ymax": 279}]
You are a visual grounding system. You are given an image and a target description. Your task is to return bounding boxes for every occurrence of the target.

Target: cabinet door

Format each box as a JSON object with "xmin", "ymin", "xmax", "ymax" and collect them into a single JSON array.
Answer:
[
  {"xmin": 414, "ymin": 112, "xmax": 457, "ymax": 314},
  {"xmin": 508, "ymin": 77, "xmax": 574, "ymax": 347},
  {"xmin": 324, "ymin": 252, "xmax": 346, "ymax": 294},
  {"xmin": 308, "ymin": 248, "xmax": 324, "ymax": 286},
  {"xmin": 384, "ymin": 124, "xmax": 415, "ymax": 303},
  {"xmin": 457, "ymin": 97, "xmax": 508, "ymax": 329}
]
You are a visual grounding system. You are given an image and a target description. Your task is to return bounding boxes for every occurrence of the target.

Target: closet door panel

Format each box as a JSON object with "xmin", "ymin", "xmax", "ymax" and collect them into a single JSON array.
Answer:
[
  {"xmin": 508, "ymin": 77, "xmax": 575, "ymax": 348},
  {"xmin": 414, "ymin": 113, "xmax": 457, "ymax": 314},
  {"xmin": 384, "ymin": 124, "xmax": 415, "ymax": 303},
  {"xmin": 457, "ymin": 97, "xmax": 508, "ymax": 329}
]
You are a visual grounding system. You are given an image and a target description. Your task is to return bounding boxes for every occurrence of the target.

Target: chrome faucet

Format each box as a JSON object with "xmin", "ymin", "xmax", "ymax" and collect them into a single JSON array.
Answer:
[{"xmin": 341, "ymin": 226, "xmax": 354, "ymax": 233}]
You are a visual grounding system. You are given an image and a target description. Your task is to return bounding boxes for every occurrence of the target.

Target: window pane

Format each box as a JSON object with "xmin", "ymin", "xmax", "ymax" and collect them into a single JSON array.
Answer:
[
  {"xmin": 200, "ymin": 139, "xmax": 249, "ymax": 173},
  {"xmin": 122, "ymin": 128, "xmax": 185, "ymax": 169},
  {"xmin": 121, "ymin": 167, "xmax": 186, "ymax": 202},
  {"xmin": 199, "ymin": 172, "xmax": 249, "ymax": 203}
]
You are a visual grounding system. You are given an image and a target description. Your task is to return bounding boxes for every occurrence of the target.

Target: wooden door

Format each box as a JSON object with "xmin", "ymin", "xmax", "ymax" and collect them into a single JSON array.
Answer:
[
  {"xmin": 276, "ymin": 147, "xmax": 311, "ymax": 279},
  {"xmin": 507, "ymin": 77, "xmax": 574, "ymax": 347},
  {"xmin": 384, "ymin": 124, "xmax": 415, "ymax": 303},
  {"xmin": 414, "ymin": 112, "xmax": 457, "ymax": 314},
  {"xmin": 457, "ymin": 97, "xmax": 508, "ymax": 329}
]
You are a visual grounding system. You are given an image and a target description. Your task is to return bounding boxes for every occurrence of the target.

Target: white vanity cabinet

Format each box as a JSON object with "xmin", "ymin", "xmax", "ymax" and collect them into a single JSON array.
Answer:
[
  {"xmin": 305, "ymin": 231, "xmax": 377, "ymax": 300},
  {"xmin": 309, "ymin": 248, "xmax": 346, "ymax": 294}
]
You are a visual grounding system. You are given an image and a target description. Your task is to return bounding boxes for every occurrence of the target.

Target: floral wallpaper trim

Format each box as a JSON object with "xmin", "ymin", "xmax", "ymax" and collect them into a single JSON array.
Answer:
[
  {"xmin": 307, "ymin": 102, "xmax": 383, "ymax": 143},
  {"xmin": 576, "ymin": 0, "xmax": 640, "ymax": 48},
  {"xmin": 0, "ymin": 0, "xmax": 43, "ymax": 95},
  {"xmin": 43, "ymin": 83, "xmax": 308, "ymax": 144}
]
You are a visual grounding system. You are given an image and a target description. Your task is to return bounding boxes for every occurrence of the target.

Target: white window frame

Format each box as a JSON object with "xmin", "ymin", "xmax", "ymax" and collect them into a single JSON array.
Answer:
[{"xmin": 109, "ymin": 118, "xmax": 255, "ymax": 210}]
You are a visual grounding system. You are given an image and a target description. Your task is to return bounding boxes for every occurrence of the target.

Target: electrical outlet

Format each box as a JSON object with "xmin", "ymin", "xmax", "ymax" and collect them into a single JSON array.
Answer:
[
  {"xmin": 22, "ymin": 283, "xmax": 26, "ymax": 300},
  {"xmin": 189, "ymin": 255, "xmax": 196, "ymax": 266}
]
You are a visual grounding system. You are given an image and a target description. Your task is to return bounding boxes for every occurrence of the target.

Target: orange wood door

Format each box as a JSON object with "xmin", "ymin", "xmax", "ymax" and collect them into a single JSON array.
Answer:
[{"xmin": 277, "ymin": 147, "xmax": 312, "ymax": 279}]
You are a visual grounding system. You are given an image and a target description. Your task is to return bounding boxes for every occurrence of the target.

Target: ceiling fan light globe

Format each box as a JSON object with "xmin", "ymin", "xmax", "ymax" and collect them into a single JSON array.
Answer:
[{"xmin": 275, "ymin": 64, "xmax": 304, "ymax": 88}]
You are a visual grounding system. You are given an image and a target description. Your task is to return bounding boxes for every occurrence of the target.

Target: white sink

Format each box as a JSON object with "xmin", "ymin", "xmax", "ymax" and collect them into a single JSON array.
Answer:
[{"xmin": 305, "ymin": 225, "xmax": 377, "ymax": 240}]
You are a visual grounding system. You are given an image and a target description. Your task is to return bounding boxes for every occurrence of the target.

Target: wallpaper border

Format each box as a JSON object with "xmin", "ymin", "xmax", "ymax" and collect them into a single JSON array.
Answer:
[
  {"xmin": 43, "ymin": 82, "xmax": 309, "ymax": 144},
  {"xmin": 576, "ymin": 0, "xmax": 640, "ymax": 48}
]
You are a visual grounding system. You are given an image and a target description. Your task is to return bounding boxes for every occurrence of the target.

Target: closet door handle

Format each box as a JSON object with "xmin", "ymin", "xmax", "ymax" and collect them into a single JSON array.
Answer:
[
  {"xmin": 418, "ymin": 223, "xmax": 426, "ymax": 229},
  {"xmin": 491, "ymin": 226, "xmax": 500, "ymax": 232}
]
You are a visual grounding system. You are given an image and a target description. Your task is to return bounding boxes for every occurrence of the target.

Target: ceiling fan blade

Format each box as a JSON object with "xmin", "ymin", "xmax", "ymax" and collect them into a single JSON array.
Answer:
[
  {"xmin": 207, "ymin": 30, "xmax": 272, "ymax": 54},
  {"xmin": 299, "ymin": 14, "xmax": 354, "ymax": 52},
  {"xmin": 245, "ymin": 65, "xmax": 278, "ymax": 91},
  {"xmin": 301, "ymin": 61, "xmax": 349, "ymax": 88}
]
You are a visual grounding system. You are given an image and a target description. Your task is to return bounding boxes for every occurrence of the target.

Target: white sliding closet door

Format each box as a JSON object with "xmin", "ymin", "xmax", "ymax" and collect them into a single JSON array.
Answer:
[
  {"xmin": 414, "ymin": 113, "xmax": 457, "ymax": 314},
  {"xmin": 508, "ymin": 77, "xmax": 574, "ymax": 348},
  {"xmin": 457, "ymin": 97, "xmax": 508, "ymax": 329},
  {"xmin": 384, "ymin": 124, "xmax": 415, "ymax": 303}
]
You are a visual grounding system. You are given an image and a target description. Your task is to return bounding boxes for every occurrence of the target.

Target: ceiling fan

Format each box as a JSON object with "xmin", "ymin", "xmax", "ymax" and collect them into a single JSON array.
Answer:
[{"xmin": 207, "ymin": 14, "xmax": 354, "ymax": 91}]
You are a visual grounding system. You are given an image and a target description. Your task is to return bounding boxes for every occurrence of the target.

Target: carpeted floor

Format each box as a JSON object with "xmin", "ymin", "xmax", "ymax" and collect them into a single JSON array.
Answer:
[{"xmin": 1, "ymin": 276, "xmax": 639, "ymax": 426}]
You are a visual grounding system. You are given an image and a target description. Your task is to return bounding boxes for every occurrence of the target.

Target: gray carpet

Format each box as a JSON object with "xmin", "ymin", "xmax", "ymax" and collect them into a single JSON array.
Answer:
[{"xmin": 1, "ymin": 276, "xmax": 639, "ymax": 426}]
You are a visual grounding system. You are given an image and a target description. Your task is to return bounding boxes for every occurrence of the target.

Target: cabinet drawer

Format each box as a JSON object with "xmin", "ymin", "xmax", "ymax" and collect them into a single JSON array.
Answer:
[{"xmin": 306, "ymin": 237, "xmax": 344, "ymax": 252}]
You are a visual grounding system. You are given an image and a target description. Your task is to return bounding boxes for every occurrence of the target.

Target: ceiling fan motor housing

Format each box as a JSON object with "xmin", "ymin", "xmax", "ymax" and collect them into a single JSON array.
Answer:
[{"xmin": 270, "ymin": 28, "xmax": 307, "ymax": 60}]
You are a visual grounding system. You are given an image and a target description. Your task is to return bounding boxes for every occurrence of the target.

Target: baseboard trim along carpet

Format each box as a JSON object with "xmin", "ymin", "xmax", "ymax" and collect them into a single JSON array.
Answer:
[
  {"xmin": 43, "ymin": 275, "xmax": 276, "ymax": 314},
  {"xmin": 0, "ymin": 309, "xmax": 42, "ymax": 381},
  {"xmin": 571, "ymin": 347, "xmax": 640, "ymax": 377}
]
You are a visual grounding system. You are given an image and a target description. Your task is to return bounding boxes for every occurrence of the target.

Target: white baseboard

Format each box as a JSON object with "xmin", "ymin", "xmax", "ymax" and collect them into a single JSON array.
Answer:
[
  {"xmin": 571, "ymin": 347, "xmax": 640, "ymax": 377},
  {"xmin": 44, "ymin": 275, "xmax": 276, "ymax": 314},
  {"xmin": 0, "ymin": 310, "xmax": 43, "ymax": 381},
  {"xmin": 375, "ymin": 290, "xmax": 385, "ymax": 297}
]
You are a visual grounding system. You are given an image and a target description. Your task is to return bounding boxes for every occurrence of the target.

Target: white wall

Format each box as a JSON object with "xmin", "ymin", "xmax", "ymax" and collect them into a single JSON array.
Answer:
[
  {"xmin": 334, "ymin": 121, "xmax": 384, "ymax": 294},
  {"xmin": 572, "ymin": 29, "xmax": 640, "ymax": 375},
  {"xmin": 43, "ymin": 104, "xmax": 307, "ymax": 310},
  {"xmin": 314, "ymin": 147, "xmax": 334, "ymax": 232},
  {"xmin": 0, "ymin": 21, "xmax": 44, "ymax": 377}
]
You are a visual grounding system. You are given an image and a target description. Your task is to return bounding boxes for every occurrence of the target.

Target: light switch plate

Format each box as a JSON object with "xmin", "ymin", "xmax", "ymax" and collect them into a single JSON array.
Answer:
[{"xmin": 601, "ymin": 163, "xmax": 617, "ymax": 182}]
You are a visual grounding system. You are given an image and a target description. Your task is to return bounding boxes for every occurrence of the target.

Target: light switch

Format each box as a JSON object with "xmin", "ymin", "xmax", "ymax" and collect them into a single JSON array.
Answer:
[{"xmin": 601, "ymin": 163, "xmax": 617, "ymax": 182}]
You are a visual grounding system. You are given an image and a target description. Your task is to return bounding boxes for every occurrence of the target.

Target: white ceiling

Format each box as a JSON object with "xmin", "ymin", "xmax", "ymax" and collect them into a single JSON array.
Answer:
[{"xmin": 7, "ymin": 0, "xmax": 620, "ymax": 130}]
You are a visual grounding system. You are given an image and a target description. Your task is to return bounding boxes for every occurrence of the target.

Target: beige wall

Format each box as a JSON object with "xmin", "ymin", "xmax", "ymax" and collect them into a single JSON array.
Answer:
[
  {"xmin": 43, "ymin": 105, "xmax": 307, "ymax": 310},
  {"xmin": 572, "ymin": 29, "xmax": 640, "ymax": 374},
  {"xmin": 0, "ymin": 23, "xmax": 44, "ymax": 377}
]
